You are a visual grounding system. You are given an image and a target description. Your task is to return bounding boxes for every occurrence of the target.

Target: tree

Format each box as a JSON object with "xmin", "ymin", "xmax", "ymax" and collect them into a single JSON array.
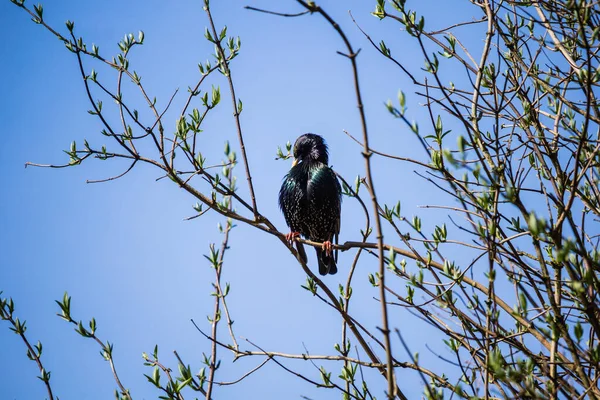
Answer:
[{"xmin": 2, "ymin": 0, "xmax": 600, "ymax": 399}]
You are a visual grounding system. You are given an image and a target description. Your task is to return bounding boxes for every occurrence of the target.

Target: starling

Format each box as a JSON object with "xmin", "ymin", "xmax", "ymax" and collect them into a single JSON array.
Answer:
[{"xmin": 279, "ymin": 133, "xmax": 342, "ymax": 275}]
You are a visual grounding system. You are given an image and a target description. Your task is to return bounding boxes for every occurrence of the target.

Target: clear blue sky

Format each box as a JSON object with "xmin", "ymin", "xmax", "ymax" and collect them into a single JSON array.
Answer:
[{"xmin": 1, "ymin": 1, "xmax": 479, "ymax": 399}]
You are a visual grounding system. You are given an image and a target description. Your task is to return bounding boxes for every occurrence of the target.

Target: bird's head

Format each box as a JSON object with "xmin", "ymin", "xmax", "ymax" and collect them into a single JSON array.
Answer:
[{"xmin": 292, "ymin": 133, "xmax": 329, "ymax": 167}]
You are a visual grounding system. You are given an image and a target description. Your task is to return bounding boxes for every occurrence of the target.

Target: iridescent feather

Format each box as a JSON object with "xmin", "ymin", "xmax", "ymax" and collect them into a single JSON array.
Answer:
[{"xmin": 279, "ymin": 134, "xmax": 342, "ymax": 275}]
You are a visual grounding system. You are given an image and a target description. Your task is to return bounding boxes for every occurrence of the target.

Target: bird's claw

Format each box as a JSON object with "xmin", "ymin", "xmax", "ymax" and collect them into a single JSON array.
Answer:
[
  {"xmin": 322, "ymin": 241, "xmax": 333, "ymax": 257},
  {"xmin": 286, "ymin": 231, "xmax": 301, "ymax": 243}
]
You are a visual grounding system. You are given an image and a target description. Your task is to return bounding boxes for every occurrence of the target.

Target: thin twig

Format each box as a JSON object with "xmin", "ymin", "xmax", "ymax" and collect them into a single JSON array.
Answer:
[
  {"xmin": 0, "ymin": 296, "xmax": 55, "ymax": 400},
  {"xmin": 205, "ymin": 3, "xmax": 259, "ymax": 219},
  {"xmin": 244, "ymin": 6, "xmax": 309, "ymax": 17},
  {"xmin": 295, "ymin": 2, "xmax": 403, "ymax": 398},
  {"xmin": 86, "ymin": 159, "xmax": 138, "ymax": 184}
]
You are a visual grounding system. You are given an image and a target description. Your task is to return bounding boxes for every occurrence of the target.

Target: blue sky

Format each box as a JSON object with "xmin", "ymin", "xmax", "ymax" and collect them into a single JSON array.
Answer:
[{"xmin": 1, "ymin": 1, "xmax": 481, "ymax": 399}]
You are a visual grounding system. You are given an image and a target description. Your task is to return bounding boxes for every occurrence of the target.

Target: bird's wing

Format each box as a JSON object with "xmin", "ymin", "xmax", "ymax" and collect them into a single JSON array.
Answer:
[
  {"xmin": 329, "ymin": 167, "xmax": 342, "ymax": 236},
  {"xmin": 279, "ymin": 168, "xmax": 309, "ymax": 233},
  {"xmin": 307, "ymin": 165, "xmax": 342, "ymax": 237}
]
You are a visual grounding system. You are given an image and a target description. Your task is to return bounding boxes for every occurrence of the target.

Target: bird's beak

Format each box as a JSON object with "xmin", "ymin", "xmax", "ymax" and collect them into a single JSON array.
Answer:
[{"xmin": 292, "ymin": 158, "xmax": 298, "ymax": 167}]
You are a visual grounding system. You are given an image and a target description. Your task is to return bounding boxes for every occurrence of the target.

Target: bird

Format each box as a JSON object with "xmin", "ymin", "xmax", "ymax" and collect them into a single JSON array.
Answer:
[{"xmin": 279, "ymin": 133, "xmax": 342, "ymax": 275}]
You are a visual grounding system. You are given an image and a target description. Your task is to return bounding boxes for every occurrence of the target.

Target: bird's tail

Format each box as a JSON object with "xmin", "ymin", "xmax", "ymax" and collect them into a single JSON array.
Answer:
[
  {"xmin": 296, "ymin": 241, "xmax": 308, "ymax": 264},
  {"xmin": 315, "ymin": 247, "xmax": 337, "ymax": 275}
]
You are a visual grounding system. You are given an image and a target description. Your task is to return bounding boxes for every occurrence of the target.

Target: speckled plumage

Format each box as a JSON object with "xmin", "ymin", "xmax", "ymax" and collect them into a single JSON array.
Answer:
[{"xmin": 279, "ymin": 134, "xmax": 342, "ymax": 275}]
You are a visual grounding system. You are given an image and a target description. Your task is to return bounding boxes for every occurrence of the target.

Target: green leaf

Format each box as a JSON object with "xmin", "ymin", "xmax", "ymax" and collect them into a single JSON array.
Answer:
[
  {"xmin": 204, "ymin": 27, "xmax": 214, "ymax": 43},
  {"xmin": 379, "ymin": 40, "xmax": 390, "ymax": 56},
  {"xmin": 224, "ymin": 141, "xmax": 230, "ymax": 156},
  {"xmin": 33, "ymin": 3, "xmax": 43, "ymax": 19},
  {"xmin": 527, "ymin": 212, "xmax": 545, "ymax": 237},
  {"xmin": 574, "ymin": 321, "xmax": 583, "ymax": 342},
  {"xmin": 211, "ymin": 86, "xmax": 220, "ymax": 107}
]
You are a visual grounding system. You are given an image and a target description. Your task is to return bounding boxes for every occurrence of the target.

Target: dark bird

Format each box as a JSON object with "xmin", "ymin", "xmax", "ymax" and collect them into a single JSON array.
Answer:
[{"xmin": 279, "ymin": 133, "xmax": 342, "ymax": 275}]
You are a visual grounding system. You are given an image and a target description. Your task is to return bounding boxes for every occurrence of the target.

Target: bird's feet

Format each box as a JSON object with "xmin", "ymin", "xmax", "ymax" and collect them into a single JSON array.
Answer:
[
  {"xmin": 322, "ymin": 240, "xmax": 333, "ymax": 257},
  {"xmin": 285, "ymin": 231, "xmax": 301, "ymax": 243}
]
